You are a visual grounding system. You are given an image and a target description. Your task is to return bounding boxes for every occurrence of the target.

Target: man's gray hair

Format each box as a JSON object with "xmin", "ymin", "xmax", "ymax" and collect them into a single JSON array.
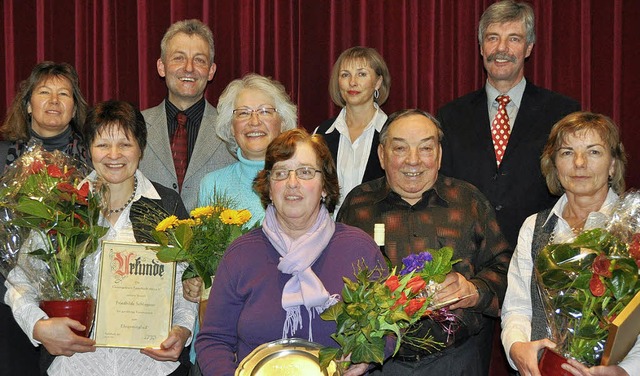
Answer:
[
  {"xmin": 379, "ymin": 109, "xmax": 444, "ymax": 145},
  {"xmin": 478, "ymin": 0, "xmax": 536, "ymax": 46},
  {"xmin": 160, "ymin": 19, "xmax": 215, "ymax": 65}
]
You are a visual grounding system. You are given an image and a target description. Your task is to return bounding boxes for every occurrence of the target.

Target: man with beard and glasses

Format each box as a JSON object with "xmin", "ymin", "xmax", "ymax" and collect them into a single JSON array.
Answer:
[
  {"xmin": 436, "ymin": 0, "xmax": 579, "ymax": 373},
  {"xmin": 139, "ymin": 19, "xmax": 234, "ymax": 212}
]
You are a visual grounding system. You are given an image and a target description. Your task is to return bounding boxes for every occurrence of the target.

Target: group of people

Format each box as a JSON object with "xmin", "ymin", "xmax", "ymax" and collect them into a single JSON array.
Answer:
[{"xmin": 1, "ymin": 1, "xmax": 637, "ymax": 376}]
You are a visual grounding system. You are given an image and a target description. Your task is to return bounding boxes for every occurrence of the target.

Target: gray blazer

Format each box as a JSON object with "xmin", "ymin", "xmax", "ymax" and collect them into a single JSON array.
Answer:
[{"xmin": 139, "ymin": 99, "xmax": 235, "ymax": 211}]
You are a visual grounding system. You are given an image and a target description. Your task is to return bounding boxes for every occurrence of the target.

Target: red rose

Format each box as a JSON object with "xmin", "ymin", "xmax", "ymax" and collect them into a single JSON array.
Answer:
[
  {"xmin": 404, "ymin": 298, "xmax": 426, "ymax": 316},
  {"xmin": 406, "ymin": 275, "xmax": 427, "ymax": 294},
  {"xmin": 629, "ymin": 234, "xmax": 640, "ymax": 260},
  {"xmin": 385, "ymin": 275, "xmax": 401, "ymax": 293},
  {"xmin": 47, "ymin": 164, "xmax": 64, "ymax": 178},
  {"xmin": 592, "ymin": 254, "xmax": 612, "ymax": 278},
  {"xmin": 589, "ymin": 273, "xmax": 606, "ymax": 297},
  {"xmin": 391, "ymin": 292, "xmax": 408, "ymax": 310}
]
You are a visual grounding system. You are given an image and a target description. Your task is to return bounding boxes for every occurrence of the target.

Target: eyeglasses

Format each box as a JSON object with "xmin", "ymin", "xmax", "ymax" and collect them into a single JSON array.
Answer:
[
  {"xmin": 269, "ymin": 167, "xmax": 322, "ymax": 181},
  {"xmin": 232, "ymin": 107, "xmax": 278, "ymax": 120}
]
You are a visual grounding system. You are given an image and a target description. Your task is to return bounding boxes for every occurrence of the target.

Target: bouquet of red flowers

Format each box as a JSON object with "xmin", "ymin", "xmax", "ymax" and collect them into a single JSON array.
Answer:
[
  {"xmin": 319, "ymin": 247, "xmax": 460, "ymax": 370},
  {"xmin": 535, "ymin": 190, "xmax": 640, "ymax": 366},
  {"xmin": 0, "ymin": 143, "xmax": 108, "ymax": 301}
]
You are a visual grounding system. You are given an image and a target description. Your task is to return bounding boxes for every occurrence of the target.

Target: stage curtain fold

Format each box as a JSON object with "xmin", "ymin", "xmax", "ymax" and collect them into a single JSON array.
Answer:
[{"xmin": 1, "ymin": 0, "xmax": 638, "ymax": 187}]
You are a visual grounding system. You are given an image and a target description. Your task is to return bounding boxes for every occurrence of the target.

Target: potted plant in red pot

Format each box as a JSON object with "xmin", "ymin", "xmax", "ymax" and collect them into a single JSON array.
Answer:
[{"xmin": 0, "ymin": 143, "xmax": 108, "ymax": 336}]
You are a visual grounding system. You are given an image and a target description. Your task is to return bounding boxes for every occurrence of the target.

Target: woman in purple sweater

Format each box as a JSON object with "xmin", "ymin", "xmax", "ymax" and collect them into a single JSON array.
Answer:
[{"xmin": 195, "ymin": 129, "xmax": 386, "ymax": 375}]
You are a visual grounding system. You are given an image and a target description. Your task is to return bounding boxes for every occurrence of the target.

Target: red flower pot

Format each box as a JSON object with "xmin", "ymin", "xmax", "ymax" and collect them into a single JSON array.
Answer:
[
  {"xmin": 40, "ymin": 298, "xmax": 95, "ymax": 337},
  {"xmin": 539, "ymin": 348, "xmax": 571, "ymax": 376}
]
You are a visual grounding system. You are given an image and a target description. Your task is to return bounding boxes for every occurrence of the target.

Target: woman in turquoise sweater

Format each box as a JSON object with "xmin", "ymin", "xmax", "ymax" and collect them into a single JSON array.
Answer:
[
  {"xmin": 198, "ymin": 73, "xmax": 298, "ymax": 226},
  {"xmin": 188, "ymin": 74, "xmax": 298, "ymax": 373}
]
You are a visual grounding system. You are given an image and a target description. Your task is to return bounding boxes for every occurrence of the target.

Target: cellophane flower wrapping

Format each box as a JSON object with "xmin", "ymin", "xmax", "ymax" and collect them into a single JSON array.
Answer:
[
  {"xmin": 318, "ymin": 247, "xmax": 461, "ymax": 371},
  {"xmin": 535, "ymin": 190, "xmax": 640, "ymax": 366},
  {"xmin": 149, "ymin": 191, "xmax": 257, "ymax": 289},
  {"xmin": 0, "ymin": 141, "xmax": 108, "ymax": 301}
]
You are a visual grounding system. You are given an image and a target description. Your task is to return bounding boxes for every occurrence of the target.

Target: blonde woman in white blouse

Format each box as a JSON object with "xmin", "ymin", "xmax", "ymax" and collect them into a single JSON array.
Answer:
[{"xmin": 314, "ymin": 46, "xmax": 391, "ymax": 215}]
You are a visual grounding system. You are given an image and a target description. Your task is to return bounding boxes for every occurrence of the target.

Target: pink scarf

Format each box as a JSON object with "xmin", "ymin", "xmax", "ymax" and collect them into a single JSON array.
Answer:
[{"xmin": 262, "ymin": 204, "xmax": 339, "ymax": 341}]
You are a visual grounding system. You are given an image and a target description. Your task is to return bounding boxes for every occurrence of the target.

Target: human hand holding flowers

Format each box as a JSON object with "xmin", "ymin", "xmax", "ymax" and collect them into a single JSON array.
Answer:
[
  {"xmin": 434, "ymin": 272, "xmax": 479, "ymax": 310},
  {"xmin": 182, "ymin": 276, "xmax": 203, "ymax": 303},
  {"xmin": 319, "ymin": 247, "xmax": 460, "ymax": 371}
]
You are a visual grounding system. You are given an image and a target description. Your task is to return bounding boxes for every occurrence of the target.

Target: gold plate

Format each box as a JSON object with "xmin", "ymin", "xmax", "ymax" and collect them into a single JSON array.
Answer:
[{"xmin": 235, "ymin": 338, "xmax": 340, "ymax": 376}]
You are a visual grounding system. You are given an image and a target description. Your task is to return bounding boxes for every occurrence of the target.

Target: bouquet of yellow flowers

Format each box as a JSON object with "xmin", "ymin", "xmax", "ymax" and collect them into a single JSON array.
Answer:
[
  {"xmin": 0, "ymin": 143, "xmax": 108, "ymax": 300},
  {"xmin": 319, "ymin": 248, "xmax": 460, "ymax": 370},
  {"xmin": 151, "ymin": 195, "xmax": 256, "ymax": 289}
]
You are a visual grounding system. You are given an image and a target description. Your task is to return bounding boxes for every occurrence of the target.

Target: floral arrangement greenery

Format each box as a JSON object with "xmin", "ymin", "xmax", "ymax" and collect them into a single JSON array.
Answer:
[
  {"xmin": 0, "ymin": 144, "xmax": 108, "ymax": 300},
  {"xmin": 536, "ymin": 191, "xmax": 640, "ymax": 366},
  {"xmin": 150, "ymin": 194, "xmax": 256, "ymax": 289},
  {"xmin": 318, "ymin": 247, "xmax": 460, "ymax": 370}
]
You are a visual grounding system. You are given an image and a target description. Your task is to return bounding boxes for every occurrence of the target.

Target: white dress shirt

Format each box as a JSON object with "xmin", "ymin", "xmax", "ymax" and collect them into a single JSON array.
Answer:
[
  {"xmin": 321, "ymin": 104, "xmax": 387, "ymax": 216},
  {"xmin": 486, "ymin": 77, "xmax": 526, "ymax": 131}
]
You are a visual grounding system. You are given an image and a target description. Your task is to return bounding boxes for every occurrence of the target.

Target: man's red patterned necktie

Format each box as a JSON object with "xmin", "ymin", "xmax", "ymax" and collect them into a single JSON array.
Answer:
[
  {"xmin": 491, "ymin": 94, "xmax": 511, "ymax": 167},
  {"xmin": 171, "ymin": 112, "xmax": 188, "ymax": 191}
]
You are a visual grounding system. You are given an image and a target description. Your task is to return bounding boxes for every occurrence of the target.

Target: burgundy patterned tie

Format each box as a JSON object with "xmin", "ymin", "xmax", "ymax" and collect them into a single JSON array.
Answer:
[
  {"xmin": 171, "ymin": 112, "xmax": 188, "ymax": 191},
  {"xmin": 491, "ymin": 95, "xmax": 511, "ymax": 167}
]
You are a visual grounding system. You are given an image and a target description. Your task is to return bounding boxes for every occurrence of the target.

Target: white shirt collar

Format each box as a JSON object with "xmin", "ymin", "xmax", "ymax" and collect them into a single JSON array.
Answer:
[
  {"xmin": 86, "ymin": 169, "xmax": 161, "ymax": 202},
  {"xmin": 323, "ymin": 102, "xmax": 385, "ymax": 135},
  {"xmin": 544, "ymin": 188, "xmax": 619, "ymax": 228},
  {"xmin": 486, "ymin": 77, "xmax": 527, "ymax": 109}
]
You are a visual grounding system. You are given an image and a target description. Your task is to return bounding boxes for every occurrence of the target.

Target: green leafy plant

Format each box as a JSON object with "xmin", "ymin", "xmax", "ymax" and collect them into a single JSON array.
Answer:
[
  {"xmin": 318, "ymin": 247, "xmax": 460, "ymax": 371},
  {"xmin": 0, "ymin": 145, "xmax": 108, "ymax": 300},
  {"xmin": 536, "ymin": 228, "xmax": 640, "ymax": 365},
  {"xmin": 150, "ymin": 194, "xmax": 257, "ymax": 289}
]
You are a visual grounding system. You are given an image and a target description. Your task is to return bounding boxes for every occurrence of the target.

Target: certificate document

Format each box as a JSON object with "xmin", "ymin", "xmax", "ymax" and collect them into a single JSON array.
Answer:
[{"xmin": 94, "ymin": 241, "xmax": 176, "ymax": 349}]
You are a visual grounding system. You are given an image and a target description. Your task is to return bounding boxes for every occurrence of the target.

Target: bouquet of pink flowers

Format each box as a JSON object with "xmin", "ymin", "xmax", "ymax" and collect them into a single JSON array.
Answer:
[
  {"xmin": 0, "ymin": 143, "xmax": 108, "ymax": 300},
  {"xmin": 319, "ymin": 247, "xmax": 460, "ymax": 370}
]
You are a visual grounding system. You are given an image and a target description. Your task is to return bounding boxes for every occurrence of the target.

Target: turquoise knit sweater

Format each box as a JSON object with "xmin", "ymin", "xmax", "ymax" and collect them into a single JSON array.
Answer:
[{"xmin": 198, "ymin": 149, "xmax": 265, "ymax": 227}]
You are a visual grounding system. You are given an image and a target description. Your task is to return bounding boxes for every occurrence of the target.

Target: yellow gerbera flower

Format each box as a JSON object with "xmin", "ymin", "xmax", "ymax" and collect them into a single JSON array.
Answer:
[
  {"xmin": 219, "ymin": 209, "xmax": 251, "ymax": 226},
  {"xmin": 155, "ymin": 215, "xmax": 179, "ymax": 232},
  {"xmin": 237, "ymin": 209, "xmax": 252, "ymax": 224},
  {"xmin": 191, "ymin": 206, "xmax": 215, "ymax": 219},
  {"xmin": 177, "ymin": 218, "xmax": 197, "ymax": 227}
]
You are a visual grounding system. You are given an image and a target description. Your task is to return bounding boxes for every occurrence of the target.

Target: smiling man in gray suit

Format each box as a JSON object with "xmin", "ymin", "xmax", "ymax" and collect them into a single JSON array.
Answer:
[{"xmin": 140, "ymin": 19, "xmax": 234, "ymax": 211}]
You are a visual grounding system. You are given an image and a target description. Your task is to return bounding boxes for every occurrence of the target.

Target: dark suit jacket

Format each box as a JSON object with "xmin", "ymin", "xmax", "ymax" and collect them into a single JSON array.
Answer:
[
  {"xmin": 315, "ymin": 117, "xmax": 385, "ymax": 184},
  {"xmin": 437, "ymin": 81, "xmax": 580, "ymax": 248}
]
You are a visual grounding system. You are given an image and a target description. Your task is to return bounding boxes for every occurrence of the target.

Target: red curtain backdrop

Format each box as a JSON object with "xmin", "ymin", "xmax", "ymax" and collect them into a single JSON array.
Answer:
[{"xmin": 1, "ymin": 0, "xmax": 639, "ymax": 187}]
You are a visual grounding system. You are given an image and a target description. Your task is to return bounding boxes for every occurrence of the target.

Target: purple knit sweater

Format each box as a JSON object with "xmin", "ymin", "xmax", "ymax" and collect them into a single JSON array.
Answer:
[{"xmin": 195, "ymin": 223, "xmax": 386, "ymax": 376}]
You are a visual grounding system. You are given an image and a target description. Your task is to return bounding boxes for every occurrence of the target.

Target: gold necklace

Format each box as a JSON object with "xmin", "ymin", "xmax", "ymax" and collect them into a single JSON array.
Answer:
[{"xmin": 570, "ymin": 216, "xmax": 588, "ymax": 235}]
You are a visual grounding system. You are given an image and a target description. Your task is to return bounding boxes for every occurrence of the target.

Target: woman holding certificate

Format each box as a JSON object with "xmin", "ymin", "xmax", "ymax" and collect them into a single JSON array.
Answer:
[
  {"xmin": 5, "ymin": 100, "xmax": 196, "ymax": 376},
  {"xmin": 195, "ymin": 129, "xmax": 387, "ymax": 376},
  {"xmin": 500, "ymin": 112, "xmax": 639, "ymax": 376}
]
